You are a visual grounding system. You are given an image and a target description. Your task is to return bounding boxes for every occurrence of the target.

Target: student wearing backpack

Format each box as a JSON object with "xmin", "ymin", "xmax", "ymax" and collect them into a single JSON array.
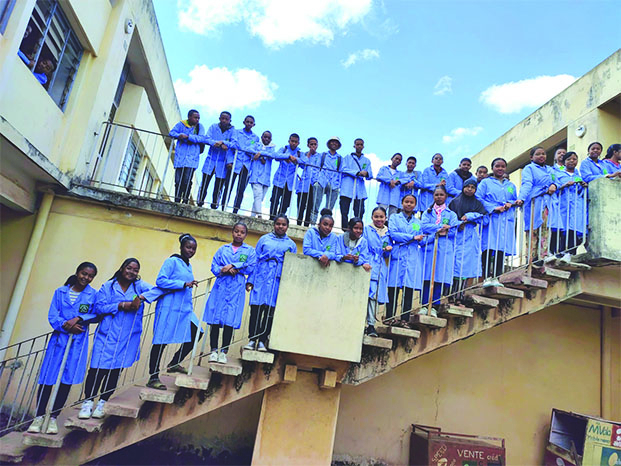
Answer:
[
  {"xmin": 270, "ymin": 133, "xmax": 301, "ymax": 218},
  {"xmin": 168, "ymin": 110, "xmax": 204, "ymax": 203},
  {"xmin": 340, "ymin": 138, "xmax": 373, "ymax": 230},
  {"xmin": 311, "ymin": 137, "xmax": 343, "ymax": 224}
]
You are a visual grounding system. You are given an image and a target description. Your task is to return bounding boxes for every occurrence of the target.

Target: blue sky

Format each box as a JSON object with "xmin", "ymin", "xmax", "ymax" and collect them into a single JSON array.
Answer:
[{"xmin": 153, "ymin": 0, "xmax": 620, "ymax": 174}]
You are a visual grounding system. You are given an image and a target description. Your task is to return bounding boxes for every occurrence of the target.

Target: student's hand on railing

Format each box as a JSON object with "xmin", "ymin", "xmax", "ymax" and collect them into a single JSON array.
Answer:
[
  {"xmin": 253, "ymin": 152, "xmax": 261, "ymax": 160},
  {"xmin": 362, "ymin": 263, "xmax": 372, "ymax": 272},
  {"xmin": 383, "ymin": 245, "xmax": 393, "ymax": 252},
  {"xmin": 221, "ymin": 144, "xmax": 228, "ymax": 150},
  {"xmin": 389, "ymin": 180, "xmax": 398, "ymax": 188},
  {"xmin": 290, "ymin": 155, "xmax": 298, "ymax": 164},
  {"xmin": 130, "ymin": 295, "xmax": 143, "ymax": 310},
  {"xmin": 414, "ymin": 235, "xmax": 423, "ymax": 242},
  {"xmin": 548, "ymin": 184, "xmax": 557, "ymax": 194},
  {"xmin": 245, "ymin": 283, "xmax": 253, "ymax": 292},
  {"xmin": 226, "ymin": 163, "xmax": 233, "ymax": 169},
  {"xmin": 359, "ymin": 170, "xmax": 369, "ymax": 177},
  {"xmin": 230, "ymin": 268, "xmax": 239, "ymax": 276},
  {"xmin": 404, "ymin": 181, "xmax": 415, "ymax": 190},
  {"xmin": 178, "ymin": 134, "xmax": 188, "ymax": 140},
  {"xmin": 438, "ymin": 179, "xmax": 446, "ymax": 186},
  {"xmin": 62, "ymin": 317, "xmax": 84, "ymax": 334},
  {"xmin": 514, "ymin": 199, "xmax": 524, "ymax": 206},
  {"xmin": 184, "ymin": 280, "xmax": 198, "ymax": 288},
  {"xmin": 318, "ymin": 255, "xmax": 331, "ymax": 267}
]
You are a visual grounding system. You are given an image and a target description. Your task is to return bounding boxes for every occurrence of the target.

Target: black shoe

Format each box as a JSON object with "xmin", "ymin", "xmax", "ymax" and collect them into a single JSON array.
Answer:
[
  {"xmin": 210, "ymin": 203, "xmax": 217, "ymax": 209},
  {"xmin": 366, "ymin": 325, "xmax": 378, "ymax": 337}
]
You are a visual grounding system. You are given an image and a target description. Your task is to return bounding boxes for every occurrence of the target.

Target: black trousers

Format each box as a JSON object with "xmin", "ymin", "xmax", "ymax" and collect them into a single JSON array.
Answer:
[
  {"xmin": 481, "ymin": 250, "xmax": 505, "ymax": 278},
  {"xmin": 84, "ymin": 368, "xmax": 121, "ymax": 401},
  {"xmin": 297, "ymin": 186, "xmax": 315, "ymax": 226},
  {"xmin": 219, "ymin": 166, "xmax": 234, "ymax": 211},
  {"xmin": 249, "ymin": 304, "xmax": 274, "ymax": 343},
  {"xmin": 550, "ymin": 229, "xmax": 580, "ymax": 255},
  {"xmin": 270, "ymin": 186, "xmax": 292, "ymax": 219},
  {"xmin": 209, "ymin": 324, "xmax": 233, "ymax": 352},
  {"xmin": 232, "ymin": 166, "xmax": 250, "ymax": 214},
  {"xmin": 339, "ymin": 196, "xmax": 365, "ymax": 230},
  {"xmin": 386, "ymin": 287, "xmax": 414, "ymax": 321},
  {"xmin": 35, "ymin": 383, "xmax": 71, "ymax": 417},
  {"xmin": 174, "ymin": 167, "xmax": 195, "ymax": 203},
  {"xmin": 149, "ymin": 321, "xmax": 202, "ymax": 376}
]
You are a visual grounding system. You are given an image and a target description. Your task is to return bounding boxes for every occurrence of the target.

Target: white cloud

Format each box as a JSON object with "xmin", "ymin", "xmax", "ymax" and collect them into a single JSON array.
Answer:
[
  {"xmin": 480, "ymin": 74, "xmax": 577, "ymax": 114},
  {"xmin": 341, "ymin": 49, "xmax": 380, "ymax": 68},
  {"xmin": 433, "ymin": 76, "xmax": 452, "ymax": 95},
  {"xmin": 178, "ymin": 0, "xmax": 373, "ymax": 48},
  {"xmin": 442, "ymin": 126, "xmax": 483, "ymax": 144},
  {"xmin": 174, "ymin": 65, "xmax": 277, "ymax": 116}
]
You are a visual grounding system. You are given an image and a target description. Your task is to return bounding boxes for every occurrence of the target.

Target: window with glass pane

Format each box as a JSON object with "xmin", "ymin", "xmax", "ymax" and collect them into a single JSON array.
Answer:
[
  {"xmin": 18, "ymin": 0, "xmax": 83, "ymax": 110},
  {"xmin": 0, "ymin": 0, "xmax": 17, "ymax": 34},
  {"xmin": 119, "ymin": 138, "xmax": 142, "ymax": 189}
]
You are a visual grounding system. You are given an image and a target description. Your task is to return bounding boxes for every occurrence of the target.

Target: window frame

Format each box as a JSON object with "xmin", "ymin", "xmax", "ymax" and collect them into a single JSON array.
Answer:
[{"xmin": 0, "ymin": 0, "xmax": 17, "ymax": 34}]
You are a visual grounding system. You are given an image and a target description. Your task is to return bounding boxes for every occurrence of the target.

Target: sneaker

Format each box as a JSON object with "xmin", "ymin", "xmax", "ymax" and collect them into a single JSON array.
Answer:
[
  {"xmin": 243, "ymin": 341, "xmax": 256, "ymax": 351},
  {"xmin": 559, "ymin": 253, "xmax": 572, "ymax": 265},
  {"xmin": 257, "ymin": 341, "xmax": 267, "ymax": 352},
  {"xmin": 146, "ymin": 377, "xmax": 167, "ymax": 390},
  {"xmin": 543, "ymin": 255, "xmax": 557, "ymax": 265},
  {"xmin": 28, "ymin": 416, "xmax": 44, "ymax": 433},
  {"xmin": 218, "ymin": 352, "xmax": 228, "ymax": 364},
  {"xmin": 78, "ymin": 400, "xmax": 94, "ymax": 419},
  {"xmin": 45, "ymin": 417, "xmax": 58, "ymax": 435},
  {"xmin": 92, "ymin": 400, "xmax": 106, "ymax": 419},
  {"xmin": 366, "ymin": 326, "xmax": 379, "ymax": 337},
  {"xmin": 430, "ymin": 308, "xmax": 438, "ymax": 318},
  {"xmin": 418, "ymin": 307, "xmax": 429, "ymax": 316},
  {"xmin": 208, "ymin": 351, "xmax": 219, "ymax": 363}
]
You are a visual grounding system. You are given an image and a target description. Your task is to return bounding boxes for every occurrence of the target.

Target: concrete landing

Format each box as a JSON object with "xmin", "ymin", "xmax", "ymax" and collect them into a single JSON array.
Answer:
[
  {"xmin": 409, "ymin": 314, "xmax": 447, "ymax": 328},
  {"xmin": 0, "ymin": 432, "xmax": 27, "ymax": 462},
  {"xmin": 376, "ymin": 325, "xmax": 421, "ymax": 339},
  {"xmin": 105, "ymin": 386, "xmax": 144, "ymax": 418},
  {"xmin": 208, "ymin": 357, "xmax": 243, "ymax": 376},
  {"xmin": 241, "ymin": 348, "xmax": 275, "ymax": 364},
  {"xmin": 438, "ymin": 304, "xmax": 474, "ymax": 318},
  {"xmin": 362, "ymin": 335, "xmax": 392, "ymax": 349},
  {"xmin": 544, "ymin": 258, "xmax": 591, "ymax": 271},
  {"xmin": 175, "ymin": 365, "xmax": 211, "ymax": 390},
  {"xmin": 139, "ymin": 375, "xmax": 179, "ymax": 403}
]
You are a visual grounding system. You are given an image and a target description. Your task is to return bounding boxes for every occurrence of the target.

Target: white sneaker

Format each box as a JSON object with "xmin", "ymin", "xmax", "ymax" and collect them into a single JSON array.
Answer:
[
  {"xmin": 78, "ymin": 400, "xmax": 93, "ymax": 419},
  {"xmin": 543, "ymin": 255, "xmax": 557, "ymax": 264},
  {"xmin": 243, "ymin": 341, "xmax": 256, "ymax": 351},
  {"xmin": 92, "ymin": 400, "xmax": 106, "ymax": 419},
  {"xmin": 559, "ymin": 253, "xmax": 572, "ymax": 264},
  {"xmin": 28, "ymin": 416, "xmax": 44, "ymax": 433},
  {"xmin": 430, "ymin": 308, "xmax": 438, "ymax": 318},
  {"xmin": 218, "ymin": 352, "xmax": 228, "ymax": 364},
  {"xmin": 257, "ymin": 341, "xmax": 267, "ymax": 352},
  {"xmin": 208, "ymin": 351, "xmax": 219, "ymax": 363},
  {"xmin": 482, "ymin": 278, "xmax": 495, "ymax": 288},
  {"xmin": 418, "ymin": 307, "xmax": 428, "ymax": 316},
  {"xmin": 45, "ymin": 417, "xmax": 58, "ymax": 435}
]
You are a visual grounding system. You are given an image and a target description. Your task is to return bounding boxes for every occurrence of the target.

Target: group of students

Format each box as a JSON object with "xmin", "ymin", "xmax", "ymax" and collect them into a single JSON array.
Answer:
[{"xmin": 29, "ymin": 138, "xmax": 619, "ymax": 434}]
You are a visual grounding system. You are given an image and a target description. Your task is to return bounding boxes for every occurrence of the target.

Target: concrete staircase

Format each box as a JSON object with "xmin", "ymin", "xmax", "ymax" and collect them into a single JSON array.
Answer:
[{"xmin": 0, "ymin": 259, "xmax": 610, "ymax": 464}]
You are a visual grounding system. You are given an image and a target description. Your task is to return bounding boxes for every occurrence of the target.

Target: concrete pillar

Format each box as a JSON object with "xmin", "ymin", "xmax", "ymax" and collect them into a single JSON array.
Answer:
[{"xmin": 252, "ymin": 371, "xmax": 341, "ymax": 465}]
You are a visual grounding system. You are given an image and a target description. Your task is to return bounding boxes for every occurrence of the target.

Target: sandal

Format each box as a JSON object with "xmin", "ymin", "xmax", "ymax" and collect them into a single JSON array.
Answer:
[
  {"xmin": 146, "ymin": 377, "xmax": 167, "ymax": 390},
  {"xmin": 167, "ymin": 365, "xmax": 188, "ymax": 374}
]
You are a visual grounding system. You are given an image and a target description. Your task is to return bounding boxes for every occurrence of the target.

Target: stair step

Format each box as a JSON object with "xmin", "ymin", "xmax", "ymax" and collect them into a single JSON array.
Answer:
[
  {"xmin": 139, "ymin": 375, "xmax": 179, "ymax": 404},
  {"xmin": 0, "ymin": 432, "xmax": 27, "ymax": 463},
  {"xmin": 533, "ymin": 266, "xmax": 571, "ymax": 281},
  {"xmin": 175, "ymin": 365, "xmax": 211, "ymax": 390},
  {"xmin": 500, "ymin": 271, "xmax": 548, "ymax": 290},
  {"xmin": 376, "ymin": 325, "xmax": 421, "ymax": 339},
  {"xmin": 438, "ymin": 304, "xmax": 474, "ymax": 318},
  {"xmin": 362, "ymin": 335, "xmax": 392, "ymax": 349},
  {"xmin": 463, "ymin": 294, "xmax": 499, "ymax": 309},
  {"xmin": 471, "ymin": 286, "xmax": 524, "ymax": 300},
  {"xmin": 409, "ymin": 314, "xmax": 448, "ymax": 328},
  {"xmin": 64, "ymin": 413, "xmax": 105, "ymax": 433},
  {"xmin": 23, "ymin": 410, "xmax": 71, "ymax": 448},
  {"xmin": 543, "ymin": 257, "xmax": 591, "ymax": 272},
  {"xmin": 208, "ymin": 357, "xmax": 243, "ymax": 376},
  {"xmin": 240, "ymin": 348, "xmax": 275, "ymax": 364},
  {"xmin": 105, "ymin": 386, "xmax": 144, "ymax": 418}
]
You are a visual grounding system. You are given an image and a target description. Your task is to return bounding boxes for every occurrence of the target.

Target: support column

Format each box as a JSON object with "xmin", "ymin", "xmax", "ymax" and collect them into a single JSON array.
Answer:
[
  {"xmin": 601, "ymin": 306, "xmax": 621, "ymax": 421},
  {"xmin": 252, "ymin": 371, "xmax": 341, "ymax": 465}
]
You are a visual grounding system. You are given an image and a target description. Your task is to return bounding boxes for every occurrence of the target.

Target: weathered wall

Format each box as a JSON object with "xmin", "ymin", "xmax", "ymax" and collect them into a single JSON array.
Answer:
[
  {"xmin": 585, "ymin": 177, "xmax": 621, "ymax": 263},
  {"xmin": 333, "ymin": 304, "xmax": 602, "ymax": 466}
]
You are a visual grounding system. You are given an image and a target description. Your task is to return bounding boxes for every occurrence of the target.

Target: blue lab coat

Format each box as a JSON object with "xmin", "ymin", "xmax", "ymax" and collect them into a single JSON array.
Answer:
[
  {"xmin": 152, "ymin": 256, "xmax": 196, "ymax": 345},
  {"xmin": 201, "ymin": 123, "xmax": 236, "ymax": 178},
  {"xmin": 419, "ymin": 166, "xmax": 449, "ymax": 211},
  {"xmin": 340, "ymin": 153, "xmax": 373, "ymax": 199},
  {"xmin": 303, "ymin": 227, "xmax": 340, "ymax": 261},
  {"xmin": 90, "ymin": 279, "xmax": 152, "ymax": 369},
  {"xmin": 549, "ymin": 168, "xmax": 587, "ymax": 235},
  {"xmin": 249, "ymin": 144, "xmax": 276, "ymax": 187},
  {"xmin": 579, "ymin": 157, "xmax": 607, "ymax": 183},
  {"xmin": 446, "ymin": 171, "xmax": 477, "ymax": 199},
  {"xmin": 475, "ymin": 177, "xmax": 518, "ymax": 255},
  {"xmin": 336, "ymin": 234, "xmax": 370, "ymax": 266},
  {"xmin": 421, "ymin": 207, "xmax": 459, "ymax": 284},
  {"xmin": 248, "ymin": 233, "xmax": 297, "ymax": 307},
  {"xmin": 376, "ymin": 166, "xmax": 403, "ymax": 207},
  {"xmin": 387, "ymin": 212, "xmax": 423, "ymax": 290},
  {"xmin": 272, "ymin": 145, "xmax": 300, "ymax": 190},
  {"xmin": 296, "ymin": 151, "xmax": 319, "ymax": 194},
  {"xmin": 233, "ymin": 129, "xmax": 260, "ymax": 173},
  {"xmin": 203, "ymin": 243, "xmax": 256, "ymax": 329},
  {"xmin": 363, "ymin": 225, "xmax": 392, "ymax": 303},
  {"xmin": 518, "ymin": 162, "xmax": 557, "ymax": 231},
  {"xmin": 169, "ymin": 121, "xmax": 205, "ymax": 169},
  {"xmin": 315, "ymin": 152, "xmax": 342, "ymax": 190},
  {"xmin": 452, "ymin": 214, "xmax": 486, "ymax": 279},
  {"xmin": 38, "ymin": 285, "xmax": 98, "ymax": 385},
  {"xmin": 602, "ymin": 159, "xmax": 620, "ymax": 176},
  {"xmin": 401, "ymin": 170, "xmax": 422, "ymax": 210}
]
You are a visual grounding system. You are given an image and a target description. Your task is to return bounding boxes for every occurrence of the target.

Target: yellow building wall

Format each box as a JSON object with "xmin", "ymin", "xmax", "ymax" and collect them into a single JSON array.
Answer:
[{"xmin": 333, "ymin": 304, "xmax": 602, "ymax": 465}]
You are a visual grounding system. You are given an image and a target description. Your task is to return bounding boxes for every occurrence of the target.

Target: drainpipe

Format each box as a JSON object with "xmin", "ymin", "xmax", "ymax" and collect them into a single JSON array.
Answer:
[{"xmin": 0, "ymin": 192, "xmax": 54, "ymax": 358}]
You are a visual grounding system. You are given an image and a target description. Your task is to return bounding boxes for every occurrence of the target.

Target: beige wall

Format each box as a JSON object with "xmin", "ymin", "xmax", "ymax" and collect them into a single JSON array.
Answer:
[{"xmin": 333, "ymin": 304, "xmax": 602, "ymax": 465}]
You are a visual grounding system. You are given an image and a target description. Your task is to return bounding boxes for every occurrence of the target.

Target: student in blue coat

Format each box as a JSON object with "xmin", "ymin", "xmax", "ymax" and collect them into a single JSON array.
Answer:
[
  {"xmin": 336, "ymin": 218, "xmax": 372, "ymax": 271},
  {"xmin": 197, "ymin": 111, "xmax": 236, "ymax": 209},
  {"xmin": 303, "ymin": 209, "xmax": 340, "ymax": 267},
  {"xmin": 249, "ymin": 131, "xmax": 276, "ymax": 218},
  {"xmin": 446, "ymin": 158, "xmax": 476, "ymax": 200},
  {"xmin": 231, "ymin": 116, "xmax": 260, "ymax": 214},
  {"xmin": 296, "ymin": 137, "xmax": 319, "ymax": 226},
  {"xmin": 401, "ymin": 156, "xmax": 422, "ymax": 211},
  {"xmin": 340, "ymin": 139, "xmax": 373, "ymax": 230},
  {"xmin": 28, "ymin": 262, "xmax": 98, "ymax": 434},
  {"xmin": 270, "ymin": 134, "xmax": 301, "ymax": 219},
  {"xmin": 475, "ymin": 158, "xmax": 518, "ymax": 286},
  {"xmin": 146, "ymin": 234, "xmax": 200, "ymax": 390},
  {"xmin": 420, "ymin": 185, "xmax": 459, "ymax": 316},
  {"xmin": 311, "ymin": 137, "xmax": 343, "ymax": 224},
  {"xmin": 204, "ymin": 223, "xmax": 256, "ymax": 364},
  {"xmin": 548, "ymin": 152, "xmax": 588, "ymax": 261},
  {"xmin": 386, "ymin": 194, "xmax": 424, "ymax": 325},
  {"xmin": 363, "ymin": 207, "xmax": 392, "ymax": 337},
  {"xmin": 579, "ymin": 141, "xmax": 609, "ymax": 183},
  {"xmin": 602, "ymin": 143, "xmax": 621, "ymax": 179},
  {"xmin": 476, "ymin": 166, "xmax": 488, "ymax": 184},
  {"xmin": 448, "ymin": 180, "xmax": 488, "ymax": 299},
  {"xmin": 516, "ymin": 147, "xmax": 558, "ymax": 262},
  {"xmin": 376, "ymin": 153, "xmax": 403, "ymax": 218},
  {"xmin": 83, "ymin": 258, "xmax": 152, "ymax": 419},
  {"xmin": 169, "ymin": 109, "xmax": 204, "ymax": 203},
  {"xmin": 245, "ymin": 215, "xmax": 297, "ymax": 351},
  {"xmin": 419, "ymin": 153, "xmax": 449, "ymax": 212}
]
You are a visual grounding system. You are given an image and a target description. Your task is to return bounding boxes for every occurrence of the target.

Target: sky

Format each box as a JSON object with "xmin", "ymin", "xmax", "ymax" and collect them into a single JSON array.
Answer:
[{"xmin": 152, "ymin": 0, "xmax": 620, "ymax": 177}]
